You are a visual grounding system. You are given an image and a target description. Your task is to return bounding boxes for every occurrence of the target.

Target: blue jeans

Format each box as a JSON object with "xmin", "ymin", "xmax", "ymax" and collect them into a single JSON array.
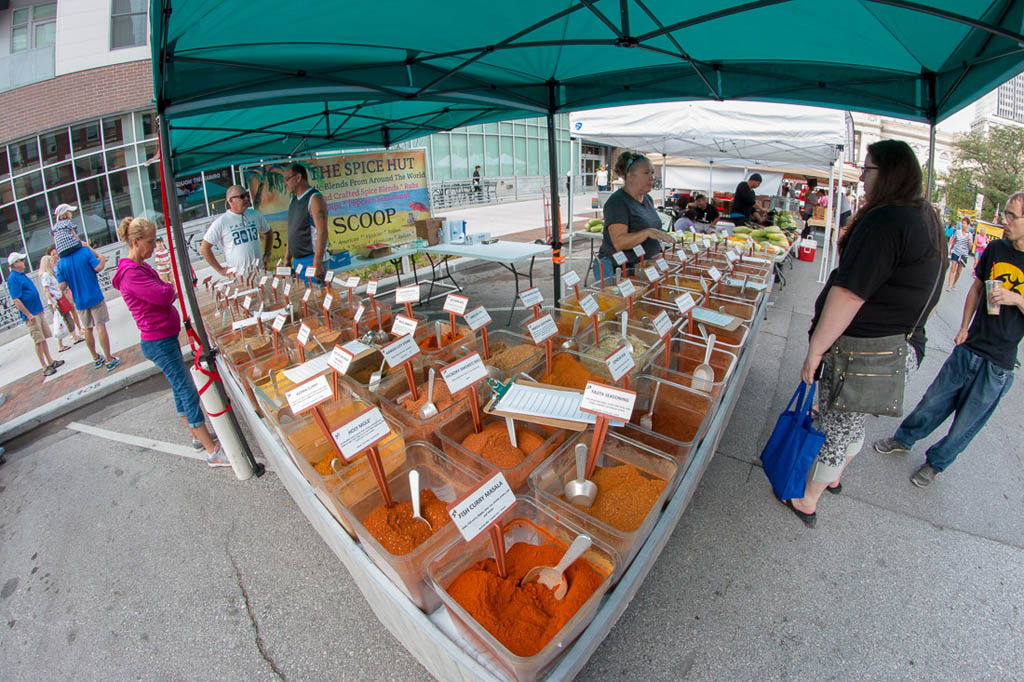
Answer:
[
  {"xmin": 141, "ymin": 335, "xmax": 204, "ymax": 428},
  {"xmin": 893, "ymin": 345, "xmax": 1014, "ymax": 471}
]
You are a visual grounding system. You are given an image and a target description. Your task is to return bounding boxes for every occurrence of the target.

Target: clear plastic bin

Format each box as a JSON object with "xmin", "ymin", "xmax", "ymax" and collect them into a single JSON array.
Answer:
[
  {"xmin": 376, "ymin": 359, "xmax": 481, "ymax": 446},
  {"xmin": 414, "ymin": 321, "xmax": 477, "ymax": 363},
  {"xmin": 573, "ymin": 321, "xmax": 662, "ymax": 382},
  {"xmin": 522, "ymin": 348, "xmax": 612, "ymax": 392},
  {"xmin": 700, "ymin": 292, "xmax": 757, "ymax": 323},
  {"xmin": 453, "ymin": 329, "xmax": 545, "ymax": 383},
  {"xmin": 560, "ymin": 290, "xmax": 625, "ymax": 323},
  {"xmin": 530, "ymin": 429, "xmax": 677, "ymax": 583},
  {"xmin": 426, "ymin": 496, "xmax": 617, "ymax": 682},
  {"xmin": 437, "ymin": 410, "xmax": 569, "ymax": 491},
  {"xmin": 623, "ymin": 374, "xmax": 715, "ymax": 468},
  {"xmin": 517, "ymin": 307, "xmax": 587, "ymax": 351},
  {"xmin": 651, "ymin": 336, "xmax": 738, "ymax": 400}
]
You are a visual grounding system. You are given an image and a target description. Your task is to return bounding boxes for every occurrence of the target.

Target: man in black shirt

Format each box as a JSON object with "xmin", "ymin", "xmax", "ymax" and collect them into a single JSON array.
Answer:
[
  {"xmin": 875, "ymin": 191, "xmax": 1024, "ymax": 487},
  {"xmin": 691, "ymin": 193, "xmax": 720, "ymax": 228},
  {"xmin": 729, "ymin": 173, "xmax": 761, "ymax": 226}
]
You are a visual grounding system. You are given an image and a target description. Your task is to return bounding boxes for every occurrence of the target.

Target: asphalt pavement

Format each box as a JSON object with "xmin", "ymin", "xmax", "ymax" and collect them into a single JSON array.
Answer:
[{"xmin": 0, "ymin": 206, "xmax": 1021, "ymax": 681}]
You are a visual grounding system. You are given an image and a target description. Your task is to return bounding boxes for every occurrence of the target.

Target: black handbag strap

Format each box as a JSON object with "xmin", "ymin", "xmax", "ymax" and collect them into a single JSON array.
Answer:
[{"xmin": 906, "ymin": 259, "xmax": 943, "ymax": 341}]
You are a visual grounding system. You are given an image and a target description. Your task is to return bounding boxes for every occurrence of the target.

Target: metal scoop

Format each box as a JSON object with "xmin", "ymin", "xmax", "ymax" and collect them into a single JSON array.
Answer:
[
  {"xmin": 408, "ymin": 469, "xmax": 432, "ymax": 530},
  {"xmin": 562, "ymin": 315, "xmax": 581, "ymax": 349},
  {"xmin": 434, "ymin": 320, "xmax": 443, "ymax": 349},
  {"xmin": 640, "ymin": 380, "xmax": 661, "ymax": 430},
  {"xmin": 691, "ymin": 333, "xmax": 716, "ymax": 393},
  {"xmin": 520, "ymin": 534, "xmax": 593, "ymax": 600},
  {"xmin": 419, "ymin": 368, "xmax": 438, "ymax": 419},
  {"xmin": 697, "ymin": 322, "xmax": 709, "ymax": 340},
  {"xmin": 619, "ymin": 311, "xmax": 634, "ymax": 354},
  {"xmin": 369, "ymin": 356, "xmax": 387, "ymax": 390},
  {"xmin": 563, "ymin": 443, "xmax": 597, "ymax": 507}
]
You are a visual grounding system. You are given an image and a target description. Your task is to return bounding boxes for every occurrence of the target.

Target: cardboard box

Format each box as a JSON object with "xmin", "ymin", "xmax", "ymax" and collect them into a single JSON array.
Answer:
[{"xmin": 414, "ymin": 218, "xmax": 443, "ymax": 246}]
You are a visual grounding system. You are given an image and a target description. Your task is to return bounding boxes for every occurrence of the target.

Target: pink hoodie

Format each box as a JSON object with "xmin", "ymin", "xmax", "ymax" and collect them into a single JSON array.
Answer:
[{"xmin": 111, "ymin": 258, "xmax": 181, "ymax": 341}]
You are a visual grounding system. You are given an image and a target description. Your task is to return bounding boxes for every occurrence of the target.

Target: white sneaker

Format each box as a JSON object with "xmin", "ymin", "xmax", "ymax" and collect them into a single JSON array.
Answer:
[{"xmin": 206, "ymin": 446, "xmax": 231, "ymax": 468}]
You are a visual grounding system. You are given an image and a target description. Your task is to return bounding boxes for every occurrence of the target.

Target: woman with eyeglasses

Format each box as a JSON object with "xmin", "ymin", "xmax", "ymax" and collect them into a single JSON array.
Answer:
[
  {"xmin": 784, "ymin": 140, "xmax": 946, "ymax": 527},
  {"xmin": 594, "ymin": 151, "xmax": 675, "ymax": 282}
]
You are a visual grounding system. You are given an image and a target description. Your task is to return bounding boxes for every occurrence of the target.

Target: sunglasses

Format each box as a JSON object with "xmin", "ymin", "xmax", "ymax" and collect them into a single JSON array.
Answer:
[{"xmin": 228, "ymin": 194, "xmax": 249, "ymax": 201}]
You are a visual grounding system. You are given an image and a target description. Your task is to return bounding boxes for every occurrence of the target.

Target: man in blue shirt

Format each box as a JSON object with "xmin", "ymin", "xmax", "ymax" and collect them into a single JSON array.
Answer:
[
  {"xmin": 55, "ymin": 246, "xmax": 119, "ymax": 371},
  {"xmin": 7, "ymin": 252, "xmax": 63, "ymax": 377}
]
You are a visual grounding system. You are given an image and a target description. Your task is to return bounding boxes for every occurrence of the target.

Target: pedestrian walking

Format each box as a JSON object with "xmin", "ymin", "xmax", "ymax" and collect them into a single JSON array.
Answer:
[
  {"xmin": 153, "ymin": 236, "xmax": 174, "ymax": 284},
  {"xmin": 113, "ymin": 216, "xmax": 228, "ymax": 466},
  {"xmin": 6, "ymin": 253, "xmax": 64, "ymax": 377},
  {"xmin": 38, "ymin": 254, "xmax": 85, "ymax": 350},
  {"xmin": 947, "ymin": 217, "xmax": 972, "ymax": 290},
  {"xmin": 874, "ymin": 191, "xmax": 1024, "ymax": 487},
  {"xmin": 55, "ymin": 243, "xmax": 119, "ymax": 371}
]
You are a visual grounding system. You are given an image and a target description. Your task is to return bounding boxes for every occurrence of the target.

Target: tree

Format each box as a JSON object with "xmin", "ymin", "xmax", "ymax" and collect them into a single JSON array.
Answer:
[
  {"xmin": 938, "ymin": 166, "xmax": 979, "ymax": 222},
  {"xmin": 953, "ymin": 124, "xmax": 1024, "ymax": 220}
]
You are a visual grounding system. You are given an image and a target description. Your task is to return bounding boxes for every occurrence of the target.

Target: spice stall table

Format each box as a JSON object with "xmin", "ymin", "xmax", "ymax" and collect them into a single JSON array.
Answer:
[{"xmin": 217, "ymin": 288, "xmax": 767, "ymax": 682}]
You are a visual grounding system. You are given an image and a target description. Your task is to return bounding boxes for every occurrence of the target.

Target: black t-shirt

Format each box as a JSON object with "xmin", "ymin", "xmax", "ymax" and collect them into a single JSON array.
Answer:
[
  {"xmin": 965, "ymin": 238, "xmax": 1024, "ymax": 369},
  {"xmin": 811, "ymin": 204, "xmax": 946, "ymax": 360},
  {"xmin": 730, "ymin": 182, "xmax": 757, "ymax": 217},
  {"xmin": 599, "ymin": 188, "xmax": 663, "ymax": 264},
  {"xmin": 693, "ymin": 203, "xmax": 720, "ymax": 224}
]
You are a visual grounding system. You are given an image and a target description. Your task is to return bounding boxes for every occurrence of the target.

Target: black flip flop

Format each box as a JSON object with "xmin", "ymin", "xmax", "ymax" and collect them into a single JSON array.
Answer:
[
  {"xmin": 73, "ymin": 338, "xmax": 85, "ymax": 344},
  {"xmin": 58, "ymin": 346, "xmax": 70, "ymax": 352},
  {"xmin": 780, "ymin": 498, "xmax": 817, "ymax": 527},
  {"xmin": 825, "ymin": 482, "xmax": 843, "ymax": 494}
]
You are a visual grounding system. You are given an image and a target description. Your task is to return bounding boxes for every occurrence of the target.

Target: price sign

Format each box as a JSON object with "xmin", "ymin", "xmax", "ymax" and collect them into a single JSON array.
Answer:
[
  {"xmin": 526, "ymin": 314, "xmax": 558, "ymax": 344},
  {"xmin": 688, "ymin": 224, "xmax": 696, "ymax": 233},
  {"xmin": 271, "ymin": 276, "xmax": 280, "ymax": 290},
  {"xmin": 391, "ymin": 314, "xmax": 418, "ymax": 337},
  {"xmin": 295, "ymin": 263, "xmax": 305, "ymax": 276},
  {"xmin": 689, "ymin": 244, "xmax": 699, "ymax": 255},
  {"xmin": 652, "ymin": 311, "xmax": 674, "ymax": 338},
  {"xmin": 604, "ymin": 344, "xmax": 636, "ymax": 382},
  {"xmin": 324, "ymin": 270, "xmax": 335, "ymax": 283},
  {"xmin": 331, "ymin": 407, "xmax": 392, "ymax": 462},
  {"xmin": 323, "ymin": 293, "xmax": 333, "ymax": 310},
  {"xmin": 580, "ymin": 381, "xmax": 638, "ymax": 422},
  {"xmin": 275, "ymin": 266, "xmax": 291, "ymax": 277},
  {"xmin": 272, "ymin": 313, "xmax": 287, "ymax": 332},
  {"xmin": 448, "ymin": 472, "xmax": 516, "ymax": 542},
  {"xmin": 612, "ymin": 251, "xmax": 628, "ymax": 265},
  {"xmin": 518, "ymin": 287, "xmax": 543, "ymax": 309},
  {"xmin": 297, "ymin": 323, "xmax": 312, "ymax": 345},
  {"xmin": 440, "ymin": 353, "xmax": 488, "ymax": 394},
  {"xmin": 674, "ymin": 292, "xmax": 697, "ymax": 315},
  {"xmin": 618, "ymin": 279, "xmax": 636, "ymax": 297},
  {"xmin": 381, "ymin": 333, "xmax": 420, "ymax": 368},
  {"xmin": 284, "ymin": 375, "xmax": 334, "ymax": 415},
  {"xmin": 708, "ymin": 266, "xmax": 723, "ymax": 282},
  {"xmin": 242, "ymin": 295, "xmax": 253, "ymax": 311},
  {"xmin": 643, "ymin": 266, "xmax": 661, "ymax": 282},
  {"xmin": 354, "ymin": 303, "xmax": 365, "ymax": 323},
  {"xmin": 579, "ymin": 294, "xmax": 599, "ymax": 318},
  {"xmin": 327, "ymin": 345, "xmax": 355, "ymax": 374},
  {"xmin": 702, "ymin": 239, "xmax": 711, "ymax": 249},
  {"xmin": 345, "ymin": 276, "xmax": 360, "ymax": 289},
  {"xmin": 284, "ymin": 282, "xmax": 292, "ymax": 297},
  {"xmin": 366, "ymin": 280, "xmax": 378, "ymax": 295},
  {"xmin": 632, "ymin": 245, "xmax": 646, "ymax": 258},
  {"xmin": 678, "ymin": 250, "xmax": 689, "ymax": 263},
  {"xmin": 225, "ymin": 267, "xmax": 236, "ymax": 275},
  {"xmin": 726, "ymin": 250, "xmax": 739, "ymax": 264},
  {"xmin": 258, "ymin": 275, "xmax": 268, "ymax": 287},
  {"xmin": 656, "ymin": 257, "xmax": 670, "ymax": 272},
  {"xmin": 302, "ymin": 288, "xmax": 312, "ymax": 303},
  {"xmin": 395, "ymin": 284, "xmax": 420, "ymax": 304},
  {"xmin": 464, "ymin": 305, "xmax": 492, "ymax": 330},
  {"xmin": 444, "ymin": 293, "xmax": 470, "ymax": 315},
  {"xmin": 561, "ymin": 270, "xmax": 581, "ymax": 288}
]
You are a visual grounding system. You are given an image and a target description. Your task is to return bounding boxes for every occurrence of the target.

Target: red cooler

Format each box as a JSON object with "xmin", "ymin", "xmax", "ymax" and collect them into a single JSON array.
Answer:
[{"xmin": 798, "ymin": 239, "xmax": 817, "ymax": 262}]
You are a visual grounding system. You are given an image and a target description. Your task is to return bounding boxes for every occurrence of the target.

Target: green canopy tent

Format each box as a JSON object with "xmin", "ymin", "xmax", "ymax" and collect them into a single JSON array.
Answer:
[{"xmin": 150, "ymin": 1, "xmax": 1024, "ymax": 422}]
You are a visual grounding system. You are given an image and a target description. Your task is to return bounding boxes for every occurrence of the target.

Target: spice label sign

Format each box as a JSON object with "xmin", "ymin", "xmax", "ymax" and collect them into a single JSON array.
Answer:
[
  {"xmin": 366, "ymin": 280, "xmax": 378, "ymax": 295},
  {"xmin": 527, "ymin": 314, "xmax": 558, "ymax": 344},
  {"xmin": 653, "ymin": 311, "xmax": 674, "ymax": 338},
  {"xmin": 449, "ymin": 472, "xmax": 515, "ymax": 542},
  {"xmin": 579, "ymin": 294, "xmax": 599, "ymax": 318},
  {"xmin": 271, "ymin": 276, "xmax": 280, "ymax": 290},
  {"xmin": 518, "ymin": 287, "xmax": 543, "ymax": 309},
  {"xmin": 443, "ymin": 293, "xmax": 470, "ymax": 315},
  {"xmin": 464, "ymin": 306, "xmax": 492, "ymax": 331},
  {"xmin": 275, "ymin": 266, "xmax": 291, "ymax": 277},
  {"xmin": 612, "ymin": 251, "xmax": 628, "ymax": 265},
  {"xmin": 324, "ymin": 270, "xmax": 335, "ymax": 283},
  {"xmin": 656, "ymin": 257, "xmax": 670, "ymax": 272},
  {"xmin": 632, "ymin": 245, "xmax": 646, "ymax": 258},
  {"xmin": 561, "ymin": 270, "xmax": 581, "ymax": 288},
  {"xmin": 285, "ymin": 375, "xmax": 334, "ymax": 415},
  {"xmin": 395, "ymin": 284, "xmax": 420, "ymax": 304},
  {"xmin": 332, "ymin": 407, "xmax": 391, "ymax": 461},
  {"xmin": 284, "ymin": 282, "xmax": 292, "ymax": 297},
  {"xmin": 702, "ymin": 239, "xmax": 711, "ymax": 249},
  {"xmin": 391, "ymin": 314, "xmax": 418, "ymax": 337},
  {"xmin": 381, "ymin": 334, "xmax": 420, "ymax": 367},
  {"xmin": 258, "ymin": 275, "xmax": 268, "ymax": 287},
  {"xmin": 707, "ymin": 266, "xmax": 723, "ymax": 282},
  {"xmin": 323, "ymin": 293, "xmax": 333, "ymax": 311},
  {"xmin": 726, "ymin": 250, "xmax": 739, "ymax": 264},
  {"xmin": 297, "ymin": 323, "xmax": 312, "ymax": 345},
  {"xmin": 302, "ymin": 289, "xmax": 312, "ymax": 303},
  {"xmin": 295, "ymin": 263, "xmax": 305, "ymax": 276},
  {"xmin": 242, "ymin": 295, "xmax": 253, "ymax": 311},
  {"xmin": 272, "ymin": 313, "xmax": 287, "ymax": 331},
  {"xmin": 689, "ymin": 244, "xmax": 699, "ymax": 255},
  {"xmin": 618, "ymin": 279, "xmax": 636, "ymax": 297},
  {"xmin": 643, "ymin": 266, "xmax": 661, "ymax": 283},
  {"xmin": 580, "ymin": 381, "xmax": 638, "ymax": 422},
  {"xmin": 440, "ymin": 353, "xmax": 488, "ymax": 394},
  {"xmin": 354, "ymin": 303, "xmax": 365, "ymax": 323},
  {"xmin": 674, "ymin": 292, "xmax": 696, "ymax": 315},
  {"xmin": 327, "ymin": 346, "xmax": 355, "ymax": 375},
  {"xmin": 604, "ymin": 345, "xmax": 636, "ymax": 382},
  {"xmin": 345, "ymin": 276, "xmax": 360, "ymax": 289}
]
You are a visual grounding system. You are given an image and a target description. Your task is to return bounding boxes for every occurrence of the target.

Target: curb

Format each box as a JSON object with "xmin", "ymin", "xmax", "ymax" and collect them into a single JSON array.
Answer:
[{"xmin": 0, "ymin": 361, "xmax": 162, "ymax": 442}]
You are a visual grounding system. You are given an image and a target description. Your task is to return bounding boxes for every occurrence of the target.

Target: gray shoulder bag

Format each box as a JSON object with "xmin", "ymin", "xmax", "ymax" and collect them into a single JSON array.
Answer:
[{"xmin": 824, "ymin": 262, "xmax": 942, "ymax": 417}]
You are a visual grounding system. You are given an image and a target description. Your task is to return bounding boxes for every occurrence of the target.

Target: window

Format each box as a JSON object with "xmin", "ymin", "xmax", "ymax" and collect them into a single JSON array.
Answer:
[
  {"xmin": 10, "ymin": 3, "xmax": 56, "ymax": 53},
  {"xmin": 111, "ymin": 0, "xmax": 148, "ymax": 49}
]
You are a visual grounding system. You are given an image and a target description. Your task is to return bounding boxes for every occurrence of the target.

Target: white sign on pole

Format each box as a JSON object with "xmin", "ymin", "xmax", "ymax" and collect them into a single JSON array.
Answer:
[
  {"xmin": 331, "ymin": 407, "xmax": 392, "ymax": 462},
  {"xmin": 463, "ymin": 306, "xmax": 492, "ymax": 330},
  {"xmin": 526, "ymin": 314, "xmax": 558, "ymax": 344},
  {"xmin": 579, "ymin": 381, "xmax": 637, "ymax": 422},
  {"xmin": 448, "ymin": 472, "xmax": 516, "ymax": 542}
]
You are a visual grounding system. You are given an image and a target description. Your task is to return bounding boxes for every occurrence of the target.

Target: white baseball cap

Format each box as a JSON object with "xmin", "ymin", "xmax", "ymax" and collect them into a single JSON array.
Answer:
[
  {"xmin": 53, "ymin": 203, "xmax": 77, "ymax": 217},
  {"xmin": 7, "ymin": 251, "xmax": 27, "ymax": 266}
]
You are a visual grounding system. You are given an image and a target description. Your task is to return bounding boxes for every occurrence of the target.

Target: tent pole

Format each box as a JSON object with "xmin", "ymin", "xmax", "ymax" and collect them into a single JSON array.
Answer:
[
  {"xmin": 708, "ymin": 161, "xmax": 713, "ymax": 197},
  {"xmin": 925, "ymin": 123, "xmax": 937, "ymax": 202},
  {"xmin": 661, "ymin": 139, "xmax": 667, "ymax": 207},
  {"xmin": 832, "ymin": 156, "xmax": 845, "ymax": 272},
  {"xmin": 818, "ymin": 158, "xmax": 836, "ymax": 283},
  {"xmin": 546, "ymin": 91, "xmax": 562, "ymax": 304},
  {"xmin": 567, "ymin": 135, "xmax": 575, "ymax": 275},
  {"xmin": 157, "ymin": 113, "xmax": 261, "ymax": 477}
]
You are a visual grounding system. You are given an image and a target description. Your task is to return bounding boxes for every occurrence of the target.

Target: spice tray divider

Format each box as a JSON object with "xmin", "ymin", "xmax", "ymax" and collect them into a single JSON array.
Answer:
[{"xmin": 217, "ymin": 291, "xmax": 766, "ymax": 682}]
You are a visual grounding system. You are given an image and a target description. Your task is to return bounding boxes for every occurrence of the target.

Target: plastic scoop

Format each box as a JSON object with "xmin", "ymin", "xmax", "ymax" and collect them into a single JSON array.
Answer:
[
  {"xmin": 640, "ymin": 380, "xmax": 661, "ymax": 430},
  {"xmin": 691, "ymin": 333, "xmax": 716, "ymax": 392},
  {"xmin": 619, "ymin": 311, "xmax": 634, "ymax": 354},
  {"xmin": 505, "ymin": 417, "xmax": 518, "ymax": 448},
  {"xmin": 563, "ymin": 443, "xmax": 597, "ymax": 507},
  {"xmin": 419, "ymin": 368, "xmax": 438, "ymax": 419},
  {"xmin": 520, "ymin": 534, "xmax": 592, "ymax": 600},
  {"xmin": 368, "ymin": 357, "xmax": 386, "ymax": 390},
  {"xmin": 408, "ymin": 469, "xmax": 432, "ymax": 530}
]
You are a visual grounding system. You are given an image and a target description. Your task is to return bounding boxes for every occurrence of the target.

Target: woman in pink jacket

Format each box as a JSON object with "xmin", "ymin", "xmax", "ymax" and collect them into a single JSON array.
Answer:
[{"xmin": 112, "ymin": 217, "xmax": 227, "ymax": 467}]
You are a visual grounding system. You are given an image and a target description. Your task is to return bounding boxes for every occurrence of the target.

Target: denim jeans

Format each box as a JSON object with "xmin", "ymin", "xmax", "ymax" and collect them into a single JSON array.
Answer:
[
  {"xmin": 894, "ymin": 344, "xmax": 1014, "ymax": 471},
  {"xmin": 591, "ymin": 256, "xmax": 636, "ymax": 285},
  {"xmin": 141, "ymin": 335, "xmax": 205, "ymax": 428}
]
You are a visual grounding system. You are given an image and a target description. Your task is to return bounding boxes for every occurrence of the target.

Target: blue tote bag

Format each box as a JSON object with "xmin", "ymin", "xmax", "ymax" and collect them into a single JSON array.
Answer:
[{"xmin": 759, "ymin": 382, "xmax": 826, "ymax": 500}]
